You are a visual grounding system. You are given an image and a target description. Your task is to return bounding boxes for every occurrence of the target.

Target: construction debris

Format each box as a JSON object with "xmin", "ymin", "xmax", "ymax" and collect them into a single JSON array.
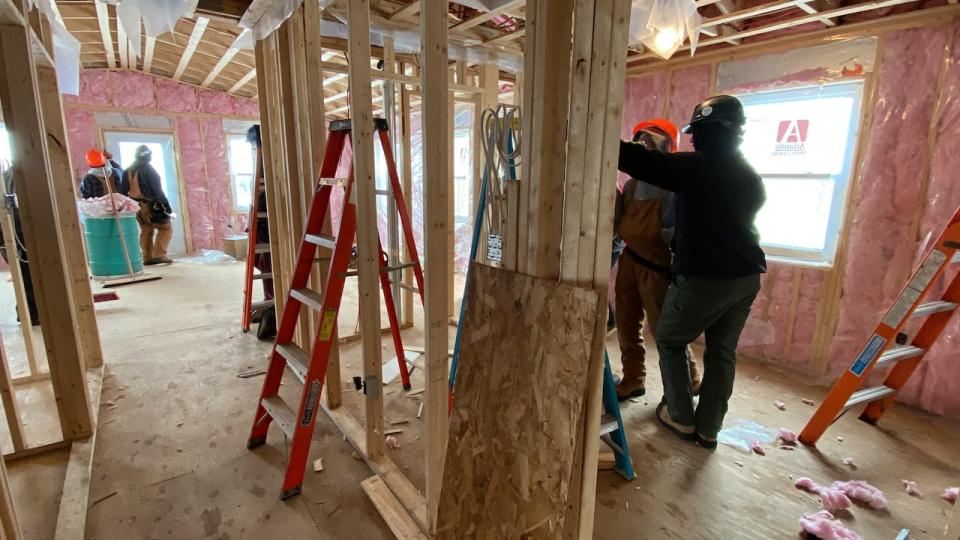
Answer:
[
  {"xmin": 774, "ymin": 400, "xmax": 786, "ymax": 411},
  {"xmin": 313, "ymin": 458, "xmax": 324, "ymax": 472},
  {"xmin": 799, "ymin": 510, "xmax": 863, "ymax": 540},
  {"xmin": 385, "ymin": 435, "xmax": 400, "ymax": 449},
  {"xmin": 942, "ymin": 487, "xmax": 959, "ymax": 504},
  {"xmin": 901, "ymin": 479, "xmax": 922, "ymax": 497},
  {"xmin": 237, "ymin": 369, "xmax": 267, "ymax": 379}
]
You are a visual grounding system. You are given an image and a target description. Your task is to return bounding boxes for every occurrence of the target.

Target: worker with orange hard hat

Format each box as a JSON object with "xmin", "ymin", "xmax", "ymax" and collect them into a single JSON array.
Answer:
[
  {"xmin": 613, "ymin": 118, "xmax": 700, "ymax": 402},
  {"xmin": 79, "ymin": 148, "xmax": 123, "ymax": 199}
]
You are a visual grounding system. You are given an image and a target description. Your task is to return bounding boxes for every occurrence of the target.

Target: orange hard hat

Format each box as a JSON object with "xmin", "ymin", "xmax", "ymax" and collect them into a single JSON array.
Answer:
[
  {"xmin": 631, "ymin": 119, "xmax": 679, "ymax": 152},
  {"xmin": 85, "ymin": 149, "xmax": 105, "ymax": 168}
]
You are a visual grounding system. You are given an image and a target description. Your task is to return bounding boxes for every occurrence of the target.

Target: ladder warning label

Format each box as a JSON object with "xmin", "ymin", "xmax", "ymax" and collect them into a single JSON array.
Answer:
[
  {"xmin": 881, "ymin": 249, "xmax": 947, "ymax": 328},
  {"xmin": 850, "ymin": 334, "xmax": 886, "ymax": 377},
  {"xmin": 301, "ymin": 380, "xmax": 321, "ymax": 427},
  {"xmin": 318, "ymin": 309, "xmax": 337, "ymax": 341}
]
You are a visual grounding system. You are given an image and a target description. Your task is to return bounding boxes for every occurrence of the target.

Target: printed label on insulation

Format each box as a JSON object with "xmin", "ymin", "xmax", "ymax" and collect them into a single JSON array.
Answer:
[{"xmin": 850, "ymin": 334, "xmax": 886, "ymax": 377}]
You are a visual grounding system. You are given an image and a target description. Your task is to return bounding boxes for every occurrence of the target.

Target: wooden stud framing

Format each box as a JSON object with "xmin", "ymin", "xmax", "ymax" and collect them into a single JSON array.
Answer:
[
  {"xmin": 346, "ymin": 0, "xmax": 386, "ymax": 461},
  {"xmin": 0, "ymin": 20, "xmax": 93, "ymax": 441},
  {"xmin": 450, "ymin": 0, "xmax": 525, "ymax": 32},
  {"xmin": 399, "ymin": 81, "xmax": 415, "ymax": 326},
  {"xmin": 143, "ymin": 36, "xmax": 155, "ymax": 73},
  {"xmin": 94, "ymin": 1, "xmax": 116, "ymax": 69},
  {"xmin": 0, "ymin": 177, "xmax": 39, "ymax": 379},
  {"xmin": 117, "ymin": 17, "xmax": 128, "ymax": 70},
  {"xmin": 0, "ymin": 333, "xmax": 25, "ymax": 452},
  {"xmin": 421, "ymin": 0, "xmax": 450, "ymax": 531},
  {"xmin": 390, "ymin": 0, "xmax": 421, "ymax": 20},
  {"xmin": 174, "ymin": 16, "xmax": 210, "ymax": 81},
  {"xmin": 228, "ymin": 68, "xmax": 257, "ymax": 94},
  {"xmin": 202, "ymin": 36, "xmax": 243, "ymax": 88},
  {"xmin": 0, "ymin": 452, "xmax": 21, "ymax": 540}
]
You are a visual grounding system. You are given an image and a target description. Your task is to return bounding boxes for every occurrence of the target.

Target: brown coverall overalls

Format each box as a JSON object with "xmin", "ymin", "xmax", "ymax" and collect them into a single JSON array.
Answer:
[{"xmin": 615, "ymin": 179, "xmax": 700, "ymax": 391}]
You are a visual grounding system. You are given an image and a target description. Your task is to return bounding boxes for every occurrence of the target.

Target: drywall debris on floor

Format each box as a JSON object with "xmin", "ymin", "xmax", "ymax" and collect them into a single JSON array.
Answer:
[{"xmin": 437, "ymin": 263, "xmax": 602, "ymax": 539}]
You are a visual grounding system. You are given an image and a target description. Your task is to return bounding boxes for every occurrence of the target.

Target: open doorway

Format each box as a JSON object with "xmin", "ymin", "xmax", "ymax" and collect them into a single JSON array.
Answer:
[{"xmin": 102, "ymin": 131, "xmax": 188, "ymax": 256}]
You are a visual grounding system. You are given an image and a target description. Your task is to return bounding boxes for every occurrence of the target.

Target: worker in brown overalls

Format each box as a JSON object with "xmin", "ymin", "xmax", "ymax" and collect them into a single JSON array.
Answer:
[{"xmin": 614, "ymin": 119, "xmax": 701, "ymax": 401}]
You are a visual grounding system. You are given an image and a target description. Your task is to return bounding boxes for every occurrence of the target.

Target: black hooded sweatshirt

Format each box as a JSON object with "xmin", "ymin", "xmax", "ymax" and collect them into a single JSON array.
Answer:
[{"xmin": 617, "ymin": 140, "xmax": 767, "ymax": 278}]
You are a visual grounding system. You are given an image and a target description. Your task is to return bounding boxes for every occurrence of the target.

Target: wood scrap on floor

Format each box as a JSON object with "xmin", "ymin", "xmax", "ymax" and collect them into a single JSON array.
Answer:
[
  {"xmin": 361, "ymin": 476, "xmax": 427, "ymax": 540},
  {"xmin": 436, "ymin": 263, "xmax": 602, "ymax": 538}
]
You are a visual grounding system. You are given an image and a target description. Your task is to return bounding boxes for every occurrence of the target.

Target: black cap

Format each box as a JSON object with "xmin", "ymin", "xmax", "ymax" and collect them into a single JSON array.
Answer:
[{"xmin": 682, "ymin": 95, "xmax": 746, "ymax": 133}]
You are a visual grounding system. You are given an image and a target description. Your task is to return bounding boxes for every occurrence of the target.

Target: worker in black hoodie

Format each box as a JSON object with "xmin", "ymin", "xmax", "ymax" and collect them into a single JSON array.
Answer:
[{"xmin": 617, "ymin": 95, "xmax": 767, "ymax": 449}]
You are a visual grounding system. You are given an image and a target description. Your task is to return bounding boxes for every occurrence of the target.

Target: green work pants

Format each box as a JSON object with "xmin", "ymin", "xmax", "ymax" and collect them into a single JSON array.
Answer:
[{"xmin": 657, "ymin": 273, "xmax": 761, "ymax": 438}]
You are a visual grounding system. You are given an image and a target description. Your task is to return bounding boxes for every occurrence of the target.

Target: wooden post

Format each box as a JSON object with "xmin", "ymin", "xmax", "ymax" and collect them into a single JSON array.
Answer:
[
  {"xmin": 35, "ymin": 62, "xmax": 103, "ymax": 369},
  {"xmin": 0, "ymin": 450, "xmax": 22, "ymax": 540},
  {"xmin": 503, "ymin": 70, "xmax": 523, "ymax": 272},
  {"xmin": 346, "ymin": 0, "xmax": 386, "ymax": 461},
  {"xmin": 447, "ymin": 66, "xmax": 457, "ymax": 317},
  {"xmin": 421, "ymin": 0, "xmax": 449, "ymax": 531},
  {"xmin": 0, "ymin": 333, "xmax": 25, "ymax": 452},
  {"xmin": 0, "ymin": 21, "xmax": 93, "ymax": 440},
  {"xmin": 399, "ymin": 81, "xmax": 415, "ymax": 326}
]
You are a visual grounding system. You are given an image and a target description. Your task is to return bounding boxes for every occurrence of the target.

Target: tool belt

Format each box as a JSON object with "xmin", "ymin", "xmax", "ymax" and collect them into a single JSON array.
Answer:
[
  {"xmin": 622, "ymin": 246, "xmax": 671, "ymax": 276},
  {"xmin": 128, "ymin": 171, "xmax": 169, "ymax": 224}
]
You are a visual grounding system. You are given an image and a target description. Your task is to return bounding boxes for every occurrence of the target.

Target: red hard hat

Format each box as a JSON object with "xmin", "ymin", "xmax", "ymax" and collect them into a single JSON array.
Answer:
[
  {"xmin": 631, "ymin": 119, "xmax": 679, "ymax": 152},
  {"xmin": 85, "ymin": 149, "xmax": 105, "ymax": 168}
]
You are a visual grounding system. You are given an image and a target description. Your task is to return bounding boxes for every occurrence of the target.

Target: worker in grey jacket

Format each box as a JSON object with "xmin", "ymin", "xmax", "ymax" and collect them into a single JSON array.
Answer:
[{"xmin": 617, "ymin": 95, "xmax": 767, "ymax": 449}]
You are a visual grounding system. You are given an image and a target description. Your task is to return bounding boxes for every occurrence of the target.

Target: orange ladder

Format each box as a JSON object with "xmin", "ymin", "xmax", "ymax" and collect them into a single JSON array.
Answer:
[
  {"xmin": 241, "ymin": 127, "xmax": 274, "ymax": 332},
  {"xmin": 799, "ymin": 207, "xmax": 960, "ymax": 445},
  {"xmin": 246, "ymin": 118, "xmax": 424, "ymax": 499}
]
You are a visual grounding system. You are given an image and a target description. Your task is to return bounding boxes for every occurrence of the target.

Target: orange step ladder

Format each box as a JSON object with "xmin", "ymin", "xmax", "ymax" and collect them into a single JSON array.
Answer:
[
  {"xmin": 799, "ymin": 207, "xmax": 960, "ymax": 446},
  {"xmin": 246, "ymin": 118, "xmax": 425, "ymax": 499},
  {"xmin": 241, "ymin": 126, "xmax": 274, "ymax": 332}
]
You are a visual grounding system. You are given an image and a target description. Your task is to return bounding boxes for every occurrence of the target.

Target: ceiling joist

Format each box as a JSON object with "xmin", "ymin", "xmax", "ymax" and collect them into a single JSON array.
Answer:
[{"xmin": 174, "ymin": 16, "xmax": 210, "ymax": 81}]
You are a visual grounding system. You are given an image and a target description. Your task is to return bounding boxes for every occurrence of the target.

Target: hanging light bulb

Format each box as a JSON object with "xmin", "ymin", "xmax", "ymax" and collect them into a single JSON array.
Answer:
[{"xmin": 628, "ymin": 0, "xmax": 703, "ymax": 60}]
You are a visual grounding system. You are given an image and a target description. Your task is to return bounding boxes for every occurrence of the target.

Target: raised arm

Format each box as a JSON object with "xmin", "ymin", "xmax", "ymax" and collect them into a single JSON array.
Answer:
[{"xmin": 617, "ymin": 140, "xmax": 700, "ymax": 192}]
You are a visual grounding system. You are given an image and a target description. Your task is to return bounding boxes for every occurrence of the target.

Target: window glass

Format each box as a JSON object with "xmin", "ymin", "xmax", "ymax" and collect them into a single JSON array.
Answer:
[
  {"xmin": 737, "ymin": 81, "xmax": 864, "ymax": 266},
  {"xmin": 227, "ymin": 135, "xmax": 255, "ymax": 211}
]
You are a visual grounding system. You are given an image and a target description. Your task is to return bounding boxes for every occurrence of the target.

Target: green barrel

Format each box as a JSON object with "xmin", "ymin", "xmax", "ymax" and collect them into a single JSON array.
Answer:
[{"xmin": 83, "ymin": 215, "xmax": 144, "ymax": 277}]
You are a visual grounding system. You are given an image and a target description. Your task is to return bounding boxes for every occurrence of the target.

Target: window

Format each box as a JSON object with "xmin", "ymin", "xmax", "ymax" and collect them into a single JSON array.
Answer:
[
  {"xmin": 227, "ymin": 134, "xmax": 256, "ymax": 211},
  {"xmin": 0, "ymin": 123, "xmax": 11, "ymax": 165},
  {"xmin": 737, "ymin": 81, "xmax": 864, "ymax": 266}
]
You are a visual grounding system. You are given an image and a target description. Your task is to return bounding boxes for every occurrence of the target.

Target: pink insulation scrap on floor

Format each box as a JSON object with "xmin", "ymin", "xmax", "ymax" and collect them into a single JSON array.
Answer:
[
  {"xmin": 799, "ymin": 510, "xmax": 863, "ymax": 540},
  {"xmin": 842, "ymin": 457, "xmax": 856, "ymax": 469},
  {"xmin": 942, "ymin": 487, "xmax": 959, "ymax": 504},
  {"xmin": 794, "ymin": 477, "xmax": 887, "ymax": 511},
  {"xmin": 901, "ymin": 479, "xmax": 922, "ymax": 497},
  {"xmin": 750, "ymin": 441, "xmax": 766, "ymax": 455},
  {"xmin": 795, "ymin": 477, "xmax": 851, "ymax": 513},
  {"xmin": 774, "ymin": 400, "xmax": 787, "ymax": 411},
  {"xmin": 778, "ymin": 427, "xmax": 798, "ymax": 444}
]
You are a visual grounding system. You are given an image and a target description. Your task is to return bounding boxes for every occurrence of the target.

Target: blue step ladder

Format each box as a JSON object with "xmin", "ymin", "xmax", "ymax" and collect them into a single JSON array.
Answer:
[{"xmin": 448, "ymin": 113, "xmax": 635, "ymax": 481}]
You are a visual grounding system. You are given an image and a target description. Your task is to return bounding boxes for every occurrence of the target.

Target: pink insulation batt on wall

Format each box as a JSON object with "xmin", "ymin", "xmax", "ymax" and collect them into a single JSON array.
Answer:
[
  {"xmin": 828, "ymin": 26, "xmax": 947, "ymax": 376},
  {"xmin": 177, "ymin": 117, "xmax": 216, "ymax": 250},
  {"xmin": 111, "ymin": 71, "xmax": 156, "ymax": 109}
]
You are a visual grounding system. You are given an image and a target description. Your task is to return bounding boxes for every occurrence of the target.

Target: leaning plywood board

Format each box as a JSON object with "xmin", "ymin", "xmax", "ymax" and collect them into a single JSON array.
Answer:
[{"xmin": 437, "ymin": 263, "xmax": 602, "ymax": 538}]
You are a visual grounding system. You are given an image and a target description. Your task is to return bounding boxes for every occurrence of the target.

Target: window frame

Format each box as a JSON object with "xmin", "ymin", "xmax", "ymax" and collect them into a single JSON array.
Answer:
[
  {"xmin": 735, "ymin": 80, "xmax": 865, "ymax": 268},
  {"xmin": 226, "ymin": 133, "xmax": 255, "ymax": 212}
]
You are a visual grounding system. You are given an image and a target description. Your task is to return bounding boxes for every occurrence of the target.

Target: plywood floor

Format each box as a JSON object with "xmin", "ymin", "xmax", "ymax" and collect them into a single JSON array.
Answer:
[{"xmin": 4, "ymin": 261, "xmax": 960, "ymax": 538}]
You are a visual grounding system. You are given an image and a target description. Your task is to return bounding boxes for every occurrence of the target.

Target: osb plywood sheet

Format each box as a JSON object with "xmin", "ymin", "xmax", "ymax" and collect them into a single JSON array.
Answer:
[{"xmin": 437, "ymin": 263, "xmax": 602, "ymax": 539}]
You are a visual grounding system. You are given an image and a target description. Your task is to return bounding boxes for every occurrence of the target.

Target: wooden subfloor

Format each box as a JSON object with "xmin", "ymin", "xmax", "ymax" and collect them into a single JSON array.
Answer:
[{"xmin": 3, "ymin": 262, "xmax": 960, "ymax": 538}]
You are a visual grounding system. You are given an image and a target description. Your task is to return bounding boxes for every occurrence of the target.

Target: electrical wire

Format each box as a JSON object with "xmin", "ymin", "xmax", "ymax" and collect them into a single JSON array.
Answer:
[{"xmin": 479, "ymin": 104, "xmax": 521, "ymax": 250}]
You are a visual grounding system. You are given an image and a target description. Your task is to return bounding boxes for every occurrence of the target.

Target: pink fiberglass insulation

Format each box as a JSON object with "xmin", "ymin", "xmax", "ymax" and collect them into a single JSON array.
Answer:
[
  {"xmin": 620, "ymin": 73, "xmax": 667, "ymax": 190},
  {"xmin": 157, "ymin": 78, "xmax": 199, "ymax": 113},
  {"xmin": 942, "ymin": 487, "xmax": 959, "ymax": 503},
  {"xmin": 799, "ymin": 510, "xmax": 862, "ymax": 540},
  {"xmin": 199, "ymin": 89, "xmax": 238, "ymax": 116},
  {"xmin": 110, "ymin": 71, "xmax": 156, "ymax": 110},
  {"xmin": 828, "ymin": 26, "xmax": 947, "ymax": 373},
  {"xmin": 201, "ymin": 118, "xmax": 233, "ymax": 248},
  {"xmin": 778, "ymin": 427, "xmax": 798, "ymax": 444},
  {"xmin": 666, "ymin": 65, "xmax": 711, "ymax": 152},
  {"xmin": 65, "ymin": 108, "xmax": 96, "ymax": 181},
  {"xmin": 834, "ymin": 480, "xmax": 888, "ymax": 509},
  {"xmin": 896, "ymin": 23, "xmax": 960, "ymax": 416},
  {"xmin": 64, "ymin": 69, "xmax": 110, "ymax": 106},
  {"xmin": 177, "ymin": 117, "xmax": 215, "ymax": 250},
  {"xmin": 236, "ymin": 98, "xmax": 260, "ymax": 119}
]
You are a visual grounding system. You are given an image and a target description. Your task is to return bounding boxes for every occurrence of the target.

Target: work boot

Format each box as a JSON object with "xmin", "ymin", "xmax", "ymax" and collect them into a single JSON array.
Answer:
[
  {"xmin": 156, "ymin": 257, "xmax": 174, "ymax": 264},
  {"xmin": 616, "ymin": 377, "xmax": 645, "ymax": 401},
  {"xmin": 143, "ymin": 258, "xmax": 160, "ymax": 266}
]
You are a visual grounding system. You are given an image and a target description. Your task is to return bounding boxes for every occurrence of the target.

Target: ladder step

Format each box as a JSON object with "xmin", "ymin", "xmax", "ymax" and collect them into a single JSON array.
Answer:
[
  {"xmin": 397, "ymin": 282, "xmax": 420, "ymax": 294},
  {"xmin": 253, "ymin": 273, "xmax": 273, "ymax": 280},
  {"xmin": 305, "ymin": 233, "xmax": 336, "ymax": 249},
  {"xmin": 912, "ymin": 301, "xmax": 957, "ymax": 317},
  {"xmin": 261, "ymin": 395, "xmax": 297, "ymax": 438},
  {"xmin": 255, "ymin": 243, "xmax": 271, "ymax": 254},
  {"xmin": 599, "ymin": 414, "xmax": 619, "ymax": 436},
  {"xmin": 257, "ymin": 212, "xmax": 268, "ymax": 218},
  {"xmin": 290, "ymin": 288, "xmax": 324, "ymax": 311},
  {"xmin": 342, "ymin": 262, "xmax": 419, "ymax": 278},
  {"xmin": 874, "ymin": 345, "xmax": 925, "ymax": 368},
  {"xmin": 844, "ymin": 386, "xmax": 897, "ymax": 409},
  {"xmin": 277, "ymin": 343, "xmax": 309, "ymax": 383}
]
